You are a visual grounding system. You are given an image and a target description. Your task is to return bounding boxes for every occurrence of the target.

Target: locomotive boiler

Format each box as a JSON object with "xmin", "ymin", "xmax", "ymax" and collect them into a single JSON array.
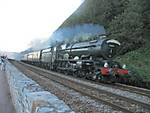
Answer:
[
  {"xmin": 57, "ymin": 37, "xmax": 121, "ymax": 60},
  {"xmin": 22, "ymin": 35, "xmax": 129, "ymax": 82}
]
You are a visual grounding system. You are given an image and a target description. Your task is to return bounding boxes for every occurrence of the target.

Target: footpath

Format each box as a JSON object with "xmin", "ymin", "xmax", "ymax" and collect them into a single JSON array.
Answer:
[{"xmin": 0, "ymin": 71, "xmax": 16, "ymax": 113}]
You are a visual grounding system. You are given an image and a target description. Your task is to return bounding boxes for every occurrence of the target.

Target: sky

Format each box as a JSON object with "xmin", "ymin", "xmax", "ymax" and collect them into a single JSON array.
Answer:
[{"xmin": 0, "ymin": 0, "xmax": 83, "ymax": 52}]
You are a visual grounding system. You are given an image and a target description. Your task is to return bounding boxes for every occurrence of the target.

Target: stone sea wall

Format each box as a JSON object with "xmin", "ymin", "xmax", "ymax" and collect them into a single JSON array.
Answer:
[{"xmin": 5, "ymin": 61, "xmax": 74, "ymax": 113}]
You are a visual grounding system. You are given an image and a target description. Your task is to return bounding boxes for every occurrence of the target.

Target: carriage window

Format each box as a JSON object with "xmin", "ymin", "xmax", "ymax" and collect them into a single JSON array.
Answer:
[{"xmin": 54, "ymin": 47, "xmax": 56, "ymax": 51}]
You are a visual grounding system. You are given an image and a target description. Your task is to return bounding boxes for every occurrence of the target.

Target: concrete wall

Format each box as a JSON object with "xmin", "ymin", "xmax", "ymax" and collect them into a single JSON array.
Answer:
[{"xmin": 5, "ymin": 61, "xmax": 74, "ymax": 113}]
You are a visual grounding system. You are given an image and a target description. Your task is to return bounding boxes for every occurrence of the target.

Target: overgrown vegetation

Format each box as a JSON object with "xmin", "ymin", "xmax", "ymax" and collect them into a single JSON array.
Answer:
[
  {"xmin": 108, "ymin": 0, "xmax": 150, "ymax": 54},
  {"xmin": 115, "ymin": 41, "xmax": 150, "ymax": 88},
  {"xmin": 116, "ymin": 41, "xmax": 150, "ymax": 82}
]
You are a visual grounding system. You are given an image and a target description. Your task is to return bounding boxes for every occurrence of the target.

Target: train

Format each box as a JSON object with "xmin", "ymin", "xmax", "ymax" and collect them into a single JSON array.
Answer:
[{"xmin": 21, "ymin": 35, "xmax": 129, "ymax": 83}]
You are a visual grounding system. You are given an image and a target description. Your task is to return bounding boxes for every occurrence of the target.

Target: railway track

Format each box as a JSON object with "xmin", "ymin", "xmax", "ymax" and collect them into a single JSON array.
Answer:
[
  {"xmin": 89, "ymin": 81, "xmax": 150, "ymax": 98},
  {"xmin": 74, "ymin": 77, "xmax": 150, "ymax": 98},
  {"xmin": 10, "ymin": 60, "xmax": 150, "ymax": 113},
  {"xmin": 114, "ymin": 83, "xmax": 150, "ymax": 98}
]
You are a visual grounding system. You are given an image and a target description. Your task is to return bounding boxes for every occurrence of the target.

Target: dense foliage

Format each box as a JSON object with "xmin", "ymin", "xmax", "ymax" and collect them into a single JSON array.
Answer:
[{"xmin": 116, "ymin": 40, "xmax": 150, "ymax": 82}]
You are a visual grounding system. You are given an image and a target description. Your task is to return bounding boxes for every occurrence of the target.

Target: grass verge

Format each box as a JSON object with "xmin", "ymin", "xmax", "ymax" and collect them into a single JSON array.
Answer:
[{"xmin": 116, "ymin": 41, "xmax": 150, "ymax": 88}]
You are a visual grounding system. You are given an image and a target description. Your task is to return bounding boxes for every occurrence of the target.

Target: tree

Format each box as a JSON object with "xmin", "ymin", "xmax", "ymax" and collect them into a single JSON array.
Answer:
[{"xmin": 108, "ymin": 0, "xmax": 144, "ymax": 53}]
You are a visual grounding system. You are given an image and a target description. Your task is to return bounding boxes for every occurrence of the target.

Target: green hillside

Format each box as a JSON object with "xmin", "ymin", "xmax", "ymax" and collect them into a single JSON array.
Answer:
[
  {"xmin": 116, "ymin": 41, "xmax": 150, "ymax": 88},
  {"xmin": 59, "ymin": 0, "xmax": 150, "ymax": 88}
]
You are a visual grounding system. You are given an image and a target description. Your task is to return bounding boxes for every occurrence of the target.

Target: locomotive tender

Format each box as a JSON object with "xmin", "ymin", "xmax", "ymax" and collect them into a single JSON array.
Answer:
[{"xmin": 22, "ymin": 35, "xmax": 129, "ymax": 82}]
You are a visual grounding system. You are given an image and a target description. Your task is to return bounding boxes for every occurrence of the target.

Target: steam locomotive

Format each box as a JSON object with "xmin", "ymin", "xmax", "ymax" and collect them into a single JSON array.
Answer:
[{"xmin": 22, "ymin": 35, "xmax": 129, "ymax": 82}]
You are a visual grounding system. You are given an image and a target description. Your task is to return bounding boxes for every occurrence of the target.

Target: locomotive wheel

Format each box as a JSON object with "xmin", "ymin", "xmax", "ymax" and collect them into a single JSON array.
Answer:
[
  {"xmin": 100, "ymin": 75, "xmax": 116, "ymax": 83},
  {"xmin": 109, "ymin": 75, "xmax": 116, "ymax": 83},
  {"xmin": 72, "ymin": 71, "xmax": 78, "ymax": 77}
]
